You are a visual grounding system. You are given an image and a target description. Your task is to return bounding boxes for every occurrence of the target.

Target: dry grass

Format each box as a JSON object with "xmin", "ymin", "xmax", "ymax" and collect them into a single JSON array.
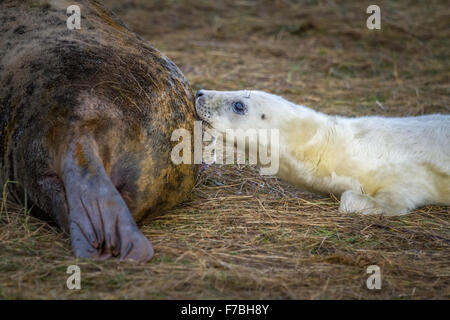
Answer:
[{"xmin": 0, "ymin": 0, "xmax": 449, "ymax": 299}]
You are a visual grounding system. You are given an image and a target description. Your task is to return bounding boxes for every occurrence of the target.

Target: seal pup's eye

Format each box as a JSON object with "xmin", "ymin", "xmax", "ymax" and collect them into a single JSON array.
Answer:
[{"xmin": 232, "ymin": 101, "xmax": 245, "ymax": 115}]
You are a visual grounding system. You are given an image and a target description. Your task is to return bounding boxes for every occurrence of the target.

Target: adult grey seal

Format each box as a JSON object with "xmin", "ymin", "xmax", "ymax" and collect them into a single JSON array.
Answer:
[{"xmin": 0, "ymin": 0, "xmax": 197, "ymax": 261}]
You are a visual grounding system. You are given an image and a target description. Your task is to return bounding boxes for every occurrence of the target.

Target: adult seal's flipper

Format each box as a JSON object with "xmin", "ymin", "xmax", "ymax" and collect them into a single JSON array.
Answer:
[{"xmin": 61, "ymin": 136, "xmax": 153, "ymax": 262}]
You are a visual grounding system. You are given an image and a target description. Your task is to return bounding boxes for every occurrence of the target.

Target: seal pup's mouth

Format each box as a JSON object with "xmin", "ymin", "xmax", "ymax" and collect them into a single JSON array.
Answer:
[
  {"xmin": 194, "ymin": 90, "xmax": 214, "ymax": 124},
  {"xmin": 194, "ymin": 89, "xmax": 220, "ymax": 163},
  {"xmin": 195, "ymin": 92, "xmax": 219, "ymax": 165}
]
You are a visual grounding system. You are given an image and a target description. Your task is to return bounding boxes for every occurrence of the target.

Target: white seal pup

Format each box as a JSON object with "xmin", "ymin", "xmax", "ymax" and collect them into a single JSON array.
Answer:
[{"xmin": 195, "ymin": 89, "xmax": 450, "ymax": 216}]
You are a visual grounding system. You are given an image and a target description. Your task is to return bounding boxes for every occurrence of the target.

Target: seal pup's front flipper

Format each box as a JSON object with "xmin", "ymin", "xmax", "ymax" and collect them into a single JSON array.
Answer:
[{"xmin": 61, "ymin": 136, "xmax": 153, "ymax": 262}]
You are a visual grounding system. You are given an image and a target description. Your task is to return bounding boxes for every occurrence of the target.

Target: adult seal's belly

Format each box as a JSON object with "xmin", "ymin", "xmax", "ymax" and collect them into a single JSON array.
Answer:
[{"xmin": 0, "ymin": 0, "xmax": 198, "ymax": 261}]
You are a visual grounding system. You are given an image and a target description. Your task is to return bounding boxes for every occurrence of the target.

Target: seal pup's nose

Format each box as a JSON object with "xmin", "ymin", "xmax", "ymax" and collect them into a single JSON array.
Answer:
[{"xmin": 196, "ymin": 90, "xmax": 205, "ymax": 99}]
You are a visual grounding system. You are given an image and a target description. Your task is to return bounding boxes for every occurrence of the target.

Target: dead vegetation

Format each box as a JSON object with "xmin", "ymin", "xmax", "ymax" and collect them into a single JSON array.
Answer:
[{"xmin": 0, "ymin": 0, "xmax": 449, "ymax": 299}]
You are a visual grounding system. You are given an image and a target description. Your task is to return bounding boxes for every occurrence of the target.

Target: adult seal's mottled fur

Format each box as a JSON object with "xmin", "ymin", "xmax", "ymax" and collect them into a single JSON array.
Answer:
[{"xmin": 0, "ymin": 0, "xmax": 198, "ymax": 261}]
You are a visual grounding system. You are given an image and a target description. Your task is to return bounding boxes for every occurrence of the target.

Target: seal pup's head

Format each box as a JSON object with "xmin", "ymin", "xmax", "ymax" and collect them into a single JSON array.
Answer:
[
  {"xmin": 195, "ymin": 89, "xmax": 298, "ymax": 132},
  {"xmin": 195, "ymin": 89, "xmax": 291, "ymax": 175}
]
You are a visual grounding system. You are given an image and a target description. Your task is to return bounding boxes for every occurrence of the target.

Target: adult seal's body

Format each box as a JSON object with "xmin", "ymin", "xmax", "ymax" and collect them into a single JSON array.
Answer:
[
  {"xmin": 0, "ymin": 0, "xmax": 197, "ymax": 261},
  {"xmin": 195, "ymin": 89, "xmax": 450, "ymax": 216}
]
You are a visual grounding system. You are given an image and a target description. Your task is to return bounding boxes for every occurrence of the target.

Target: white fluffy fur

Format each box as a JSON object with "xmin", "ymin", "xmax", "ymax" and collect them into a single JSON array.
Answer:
[{"xmin": 195, "ymin": 90, "xmax": 450, "ymax": 215}]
